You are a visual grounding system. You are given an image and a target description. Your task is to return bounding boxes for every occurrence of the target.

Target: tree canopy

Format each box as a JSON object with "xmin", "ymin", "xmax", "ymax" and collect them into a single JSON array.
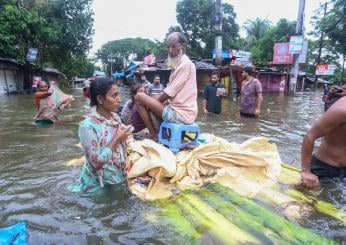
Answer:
[
  {"xmin": 96, "ymin": 38, "xmax": 162, "ymax": 74},
  {"xmin": 175, "ymin": 0, "xmax": 239, "ymax": 58},
  {"xmin": 309, "ymin": 0, "xmax": 346, "ymax": 83},
  {"xmin": 0, "ymin": 0, "xmax": 94, "ymax": 79},
  {"xmin": 250, "ymin": 19, "xmax": 296, "ymax": 66},
  {"xmin": 243, "ymin": 18, "xmax": 271, "ymax": 49}
]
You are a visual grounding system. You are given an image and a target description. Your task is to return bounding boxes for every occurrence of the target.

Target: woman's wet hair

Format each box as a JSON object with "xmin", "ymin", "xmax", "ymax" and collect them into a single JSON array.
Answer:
[
  {"xmin": 131, "ymin": 83, "xmax": 144, "ymax": 98},
  {"xmin": 89, "ymin": 77, "xmax": 116, "ymax": 107},
  {"xmin": 130, "ymin": 83, "xmax": 144, "ymax": 107}
]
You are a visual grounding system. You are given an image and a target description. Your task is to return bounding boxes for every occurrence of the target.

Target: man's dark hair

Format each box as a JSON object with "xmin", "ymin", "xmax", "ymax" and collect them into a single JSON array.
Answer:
[
  {"xmin": 89, "ymin": 77, "xmax": 116, "ymax": 107},
  {"xmin": 243, "ymin": 66, "xmax": 253, "ymax": 75},
  {"xmin": 210, "ymin": 71, "xmax": 220, "ymax": 77},
  {"xmin": 154, "ymin": 74, "xmax": 161, "ymax": 79}
]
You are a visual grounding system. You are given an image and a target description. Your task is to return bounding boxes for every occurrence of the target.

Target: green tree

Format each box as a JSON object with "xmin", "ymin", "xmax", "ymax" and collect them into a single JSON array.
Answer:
[
  {"xmin": 175, "ymin": 0, "xmax": 239, "ymax": 58},
  {"xmin": 243, "ymin": 18, "xmax": 271, "ymax": 49},
  {"xmin": 39, "ymin": 0, "xmax": 94, "ymax": 77},
  {"xmin": 309, "ymin": 0, "xmax": 345, "ymax": 83},
  {"xmin": 0, "ymin": 1, "xmax": 54, "ymax": 64},
  {"xmin": 96, "ymin": 38, "xmax": 161, "ymax": 73},
  {"xmin": 322, "ymin": 0, "xmax": 346, "ymax": 83},
  {"xmin": 250, "ymin": 19, "xmax": 296, "ymax": 66},
  {"xmin": 0, "ymin": 0, "xmax": 94, "ymax": 84}
]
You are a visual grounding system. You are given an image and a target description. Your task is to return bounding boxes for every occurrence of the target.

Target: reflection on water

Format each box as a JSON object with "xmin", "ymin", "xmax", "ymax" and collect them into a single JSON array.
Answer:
[{"xmin": 0, "ymin": 88, "xmax": 345, "ymax": 243}]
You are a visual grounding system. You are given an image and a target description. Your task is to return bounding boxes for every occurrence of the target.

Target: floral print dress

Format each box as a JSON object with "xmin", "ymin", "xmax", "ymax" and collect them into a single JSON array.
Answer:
[{"xmin": 70, "ymin": 110, "xmax": 127, "ymax": 193}]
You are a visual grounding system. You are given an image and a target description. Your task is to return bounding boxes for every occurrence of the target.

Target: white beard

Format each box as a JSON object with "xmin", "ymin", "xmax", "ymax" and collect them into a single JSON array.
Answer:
[{"xmin": 167, "ymin": 50, "xmax": 183, "ymax": 70}]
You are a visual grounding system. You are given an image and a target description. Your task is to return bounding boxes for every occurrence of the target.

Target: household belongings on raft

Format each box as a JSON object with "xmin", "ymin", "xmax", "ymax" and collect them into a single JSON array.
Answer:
[{"xmin": 126, "ymin": 134, "xmax": 281, "ymax": 201}]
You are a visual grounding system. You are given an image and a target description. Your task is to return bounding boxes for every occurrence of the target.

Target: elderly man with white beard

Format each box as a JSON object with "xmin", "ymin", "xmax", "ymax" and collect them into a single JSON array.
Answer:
[{"xmin": 134, "ymin": 32, "xmax": 198, "ymax": 141}]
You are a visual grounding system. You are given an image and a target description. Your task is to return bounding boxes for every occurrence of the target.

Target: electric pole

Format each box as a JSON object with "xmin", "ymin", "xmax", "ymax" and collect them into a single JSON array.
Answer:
[
  {"xmin": 289, "ymin": 0, "xmax": 305, "ymax": 94},
  {"xmin": 215, "ymin": 0, "xmax": 222, "ymax": 66},
  {"xmin": 315, "ymin": 2, "xmax": 328, "ymax": 88}
]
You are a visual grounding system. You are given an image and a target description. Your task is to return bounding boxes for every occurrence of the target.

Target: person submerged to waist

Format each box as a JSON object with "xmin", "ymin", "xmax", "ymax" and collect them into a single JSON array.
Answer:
[{"xmin": 315, "ymin": 143, "xmax": 346, "ymax": 168}]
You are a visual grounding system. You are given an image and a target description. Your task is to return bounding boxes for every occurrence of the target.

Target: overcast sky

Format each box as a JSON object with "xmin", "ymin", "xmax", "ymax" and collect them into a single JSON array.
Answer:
[{"xmin": 90, "ymin": 0, "xmax": 323, "ymax": 55}]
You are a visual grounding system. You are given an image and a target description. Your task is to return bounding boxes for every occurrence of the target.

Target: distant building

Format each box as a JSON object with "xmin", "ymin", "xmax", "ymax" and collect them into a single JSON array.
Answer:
[{"xmin": 0, "ymin": 57, "xmax": 66, "ymax": 96}]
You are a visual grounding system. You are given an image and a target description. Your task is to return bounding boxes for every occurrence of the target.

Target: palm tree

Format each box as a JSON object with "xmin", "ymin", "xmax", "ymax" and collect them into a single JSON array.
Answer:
[{"xmin": 243, "ymin": 18, "xmax": 271, "ymax": 49}]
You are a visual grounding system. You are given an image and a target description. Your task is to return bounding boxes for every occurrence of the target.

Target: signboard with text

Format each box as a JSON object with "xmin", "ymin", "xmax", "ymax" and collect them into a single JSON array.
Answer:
[
  {"xmin": 273, "ymin": 42, "xmax": 293, "ymax": 64},
  {"xmin": 289, "ymin": 35, "xmax": 304, "ymax": 54},
  {"xmin": 315, "ymin": 64, "xmax": 336, "ymax": 75},
  {"xmin": 26, "ymin": 48, "xmax": 38, "ymax": 62},
  {"xmin": 211, "ymin": 49, "xmax": 251, "ymax": 66},
  {"xmin": 298, "ymin": 40, "xmax": 308, "ymax": 64}
]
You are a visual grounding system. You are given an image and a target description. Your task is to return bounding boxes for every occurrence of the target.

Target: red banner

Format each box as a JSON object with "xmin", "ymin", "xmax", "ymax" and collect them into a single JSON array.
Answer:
[{"xmin": 273, "ymin": 42, "xmax": 293, "ymax": 64}]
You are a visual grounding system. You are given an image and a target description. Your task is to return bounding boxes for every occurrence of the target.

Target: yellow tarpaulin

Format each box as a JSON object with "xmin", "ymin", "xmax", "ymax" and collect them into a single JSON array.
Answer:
[{"xmin": 126, "ymin": 134, "xmax": 282, "ymax": 201}]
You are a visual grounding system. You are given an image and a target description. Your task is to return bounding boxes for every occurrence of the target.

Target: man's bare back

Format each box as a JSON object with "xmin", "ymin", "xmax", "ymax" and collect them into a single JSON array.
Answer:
[
  {"xmin": 300, "ymin": 96, "xmax": 346, "ymax": 187},
  {"xmin": 316, "ymin": 122, "xmax": 346, "ymax": 168}
]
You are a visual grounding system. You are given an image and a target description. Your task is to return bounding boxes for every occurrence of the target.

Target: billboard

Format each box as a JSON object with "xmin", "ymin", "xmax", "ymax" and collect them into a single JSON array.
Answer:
[
  {"xmin": 316, "ymin": 64, "xmax": 336, "ymax": 75},
  {"xmin": 211, "ymin": 49, "xmax": 251, "ymax": 66},
  {"xmin": 273, "ymin": 42, "xmax": 293, "ymax": 64}
]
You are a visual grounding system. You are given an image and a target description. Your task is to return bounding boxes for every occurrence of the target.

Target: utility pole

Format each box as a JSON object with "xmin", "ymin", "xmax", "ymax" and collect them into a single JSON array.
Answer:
[
  {"xmin": 214, "ymin": 0, "xmax": 222, "ymax": 66},
  {"xmin": 315, "ymin": 2, "xmax": 328, "ymax": 88},
  {"xmin": 289, "ymin": 0, "xmax": 305, "ymax": 94}
]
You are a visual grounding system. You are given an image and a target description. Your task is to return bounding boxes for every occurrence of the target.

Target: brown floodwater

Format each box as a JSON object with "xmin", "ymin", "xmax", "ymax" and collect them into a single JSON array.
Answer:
[{"xmin": 0, "ymin": 87, "xmax": 345, "ymax": 243}]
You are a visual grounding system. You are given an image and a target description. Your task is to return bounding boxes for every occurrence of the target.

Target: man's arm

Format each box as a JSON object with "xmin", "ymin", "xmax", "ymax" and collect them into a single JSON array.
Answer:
[
  {"xmin": 203, "ymin": 99, "xmax": 208, "ymax": 115},
  {"xmin": 254, "ymin": 80, "xmax": 263, "ymax": 116},
  {"xmin": 254, "ymin": 92, "xmax": 263, "ymax": 115},
  {"xmin": 157, "ymin": 93, "xmax": 170, "ymax": 103},
  {"xmin": 301, "ymin": 103, "xmax": 346, "ymax": 187},
  {"xmin": 203, "ymin": 85, "xmax": 209, "ymax": 114}
]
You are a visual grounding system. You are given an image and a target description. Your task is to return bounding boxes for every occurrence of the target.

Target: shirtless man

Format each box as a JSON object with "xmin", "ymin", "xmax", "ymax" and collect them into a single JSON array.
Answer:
[{"xmin": 301, "ymin": 96, "xmax": 346, "ymax": 188}]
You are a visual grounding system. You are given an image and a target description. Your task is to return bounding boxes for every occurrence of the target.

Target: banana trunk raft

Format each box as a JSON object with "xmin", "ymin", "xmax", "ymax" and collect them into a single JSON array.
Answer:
[{"xmin": 69, "ymin": 134, "xmax": 345, "ymax": 244}]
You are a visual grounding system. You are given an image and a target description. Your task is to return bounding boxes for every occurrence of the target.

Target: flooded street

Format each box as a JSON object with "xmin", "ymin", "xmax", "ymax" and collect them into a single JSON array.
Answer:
[{"xmin": 0, "ymin": 88, "xmax": 345, "ymax": 243}]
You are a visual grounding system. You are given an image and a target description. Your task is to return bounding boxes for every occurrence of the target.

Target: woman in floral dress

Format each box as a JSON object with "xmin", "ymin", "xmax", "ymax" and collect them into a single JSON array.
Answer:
[{"xmin": 71, "ymin": 77, "xmax": 130, "ymax": 193}]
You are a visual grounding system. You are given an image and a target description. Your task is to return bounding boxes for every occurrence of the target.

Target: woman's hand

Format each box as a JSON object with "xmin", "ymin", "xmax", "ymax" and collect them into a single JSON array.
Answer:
[{"xmin": 114, "ymin": 125, "xmax": 130, "ymax": 143}]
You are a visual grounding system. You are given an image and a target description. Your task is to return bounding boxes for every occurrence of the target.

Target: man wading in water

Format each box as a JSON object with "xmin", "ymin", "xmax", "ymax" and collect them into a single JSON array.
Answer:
[{"xmin": 301, "ymin": 96, "xmax": 346, "ymax": 188}]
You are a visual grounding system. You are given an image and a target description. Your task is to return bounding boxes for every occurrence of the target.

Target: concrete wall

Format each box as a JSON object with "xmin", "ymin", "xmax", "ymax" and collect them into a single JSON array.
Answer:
[{"xmin": 0, "ymin": 62, "xmax": 23, "ymax": 95}]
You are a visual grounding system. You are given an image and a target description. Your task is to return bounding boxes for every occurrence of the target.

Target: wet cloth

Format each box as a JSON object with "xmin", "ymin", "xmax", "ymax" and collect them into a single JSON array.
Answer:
[
  {"xmin": 164, "ymin": 54, "xmax": 198, "ymax": 124},
  {"xmin": 125, "ymin": 134, "xmax": 282, "ymax": 200},
  {"xmin": 240, "ymin": 78, "xmax": 262, "ymax": 115},
  {"xmin": 162, "ymin": 105, "xmax": 183, "ymax": 124},
  {"xmin": 203, "ymin": 82, "xmax": 225, "ymax": 114},
  {"xmin": 34, "ymin": 84, "xmax": 74, "ymax": 122},
  {"xmin": 70, "ymin": 110, "xmax": 127, "ymax": 193},
  {"xmin": 310, "ymin": 154, "xmax": 346, "ymax": 180}
]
